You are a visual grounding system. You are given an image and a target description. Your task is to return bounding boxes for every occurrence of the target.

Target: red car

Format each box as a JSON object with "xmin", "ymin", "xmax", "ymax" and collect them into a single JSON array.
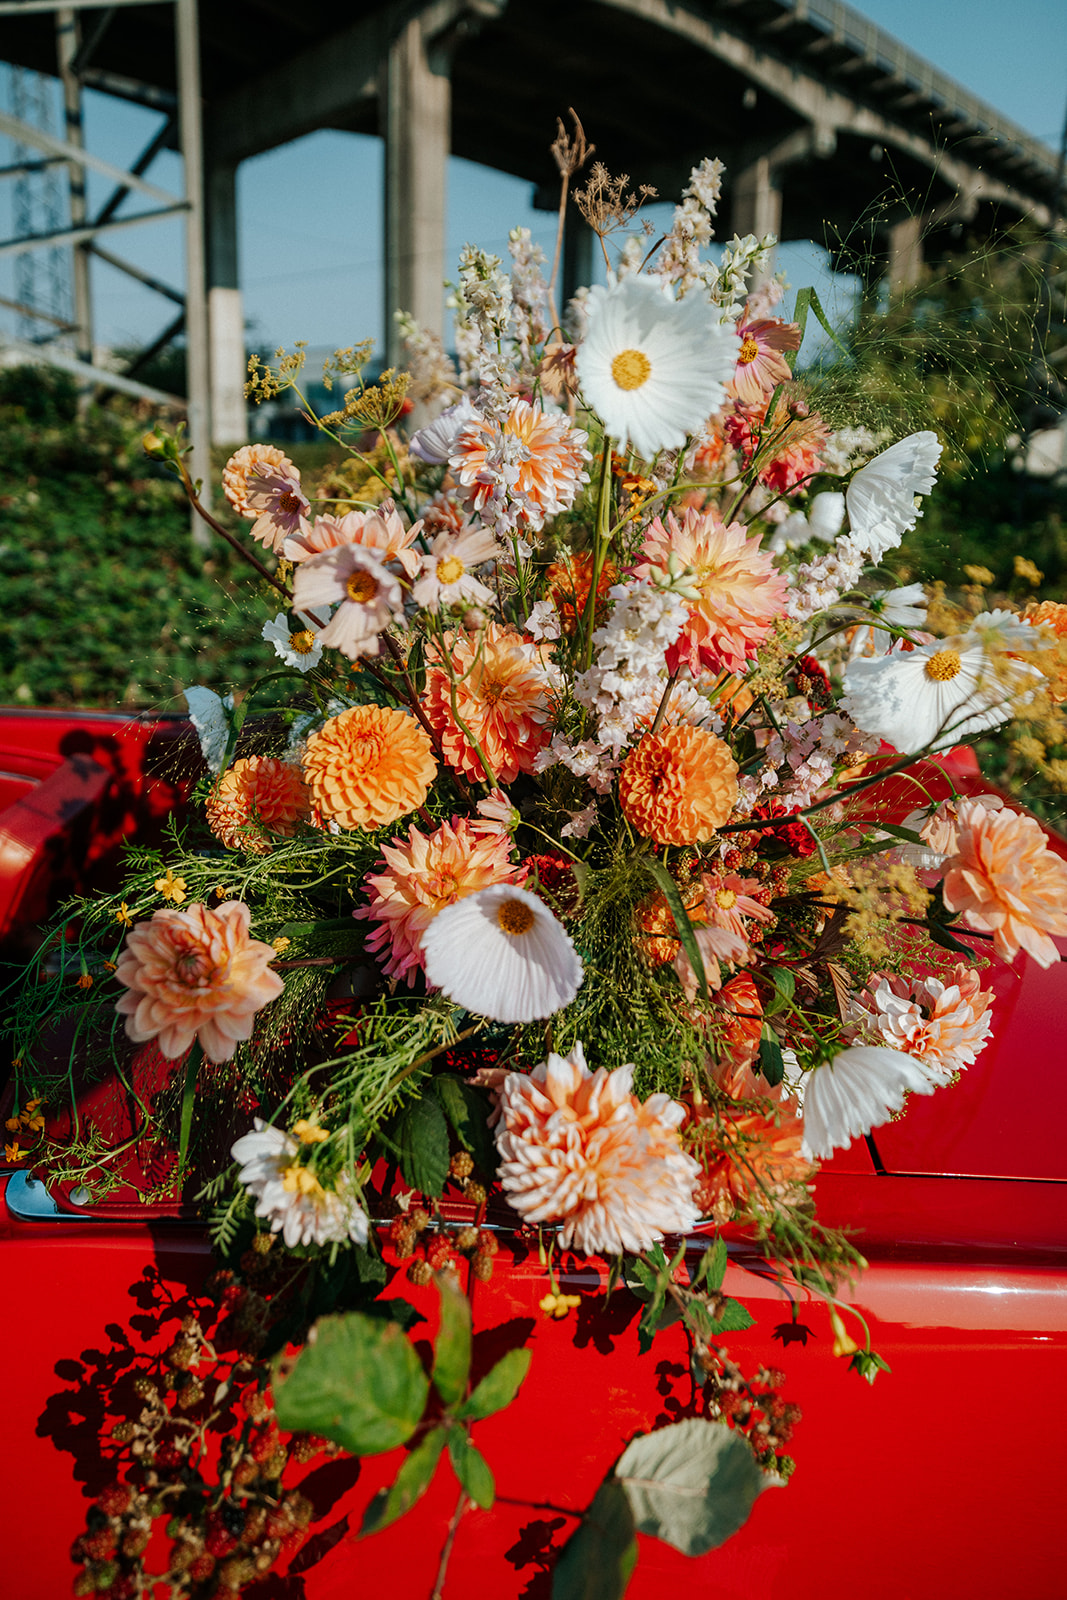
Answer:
[{"xmin": 1, "ymin": 710, "xmax": 1064, "ymax": 1600}]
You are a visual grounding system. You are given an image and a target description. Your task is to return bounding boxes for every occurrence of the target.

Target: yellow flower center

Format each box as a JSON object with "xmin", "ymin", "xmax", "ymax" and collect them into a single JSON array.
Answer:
[
  {"xmin": 292, "ymin": 1119, "xmax": 329, "ymax": 1144},
  {"xmin": 289, "ymin": 629, "xmax": 316, "ymax": 654},
  {"xmin": 282, "ymin": 1163, "xmax": 325, "ymax": 1199},
  {"xmin": 346, "ymin": 570, "xmax": 379, "ymax": 604},
  {"xmin": 738, "ymin": 335, "xmax": 760, "ymax": 365},
  {"xmin": 278, "ymin": 491, "xmax": 302, "ymax": 516},
  {"xmin": 925, "ymin": 648, "xmax": 962, "ymax": 682},
  {"xmin": 436, "ymin": 555, "xmax": 465, "ymax": 585},
  {"xmin": 610, "ymin": 348, "xmax": 652, "ymax": 391},
  {"xmin": 497, "ymin": 897, "xmax": 536, "ymax": 936},
  {"xmin": 715, "ymin": 888, "xmax": 738, "ymax": 909}
]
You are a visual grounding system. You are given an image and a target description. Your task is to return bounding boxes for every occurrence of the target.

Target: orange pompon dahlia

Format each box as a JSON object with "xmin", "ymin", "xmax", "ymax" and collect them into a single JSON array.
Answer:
[
  {"xmin": 114, "ymin": 901, "xmax": 284, "ymax": 1062},
  {"xmin": 940, "ymin": 800, "xmax": 1067, "ymax": 968},
  {"xmin": 494, "ymin": 1043, "xmax": 701, "ymax": 1256},
  {"xmin": 356, "ymin": 816, "xmax": 524, "ymax": 985},
  {"xmin": 634, "ymin": 507, "xmax": 787, "ymax": 676},
  {"xmin": 636, "ymin": 882, "xmax": 706, "ymax": 967},
  {"xmin": 546, "ymin": 551, "xmax": 617, "ymax": 632},
  {"xmin": 423, "ymin": 623, "xmax": 553, "ymax": 784},
  {"xmin": 689, "ymin": 1075, "xmax": 812, "ymax": 1225},
  {"xmin": 222, "ymin": 444, "xmax": 297, "ymax": 517},
  {"xmin": 206, "ymin": 757, "xmax": 310, "ymax": 854},
  {"xmin": 619, "ymin": 725, "xmax": 738, "ymax": 846},
  {"xmin": 302, "ymin": 705, "xmax": 437, "ymax": 832},
  {"xmin": 451, "ymin": 400, "xmax": 590, "ymax": 531}
]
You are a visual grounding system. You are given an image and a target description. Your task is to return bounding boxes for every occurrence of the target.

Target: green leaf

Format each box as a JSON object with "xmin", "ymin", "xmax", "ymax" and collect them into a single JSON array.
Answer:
[
  {"xmin": 455, "ymin": 1347, "xmax": 532, "ymax": 1421},
  {"xmin": 362, "ymin": 1297, "xmax": 426, "ymax": 1332},
  {"xmin": 448, "ymin": 1430, "xmax": 495, "ymax": 1508},
  {"xmin": 390, "ymin": 1093, "xmax": 450, "ymax": 1197},
  {"xmin": 552, "ymin": 1479, "xmax": 638, "ymax": 1600},
  {"xmin": 758, "ymin": 1026, "xmax": 784, "ymax": 1087},
  {"xmin": 791, "ymin": 284, "xmax": 849, "ymax": 364},
  {"xmin": 361, "ymin": 1426, "xmax": 447, "ymax": 1535},
  {"xmin": 273, "ymin": 1313, "xmax": 429, "ymax": 1456},
  {"xmin": 763, "ymin": 966, "xmax": 795, "ymax": 1016},
  {"xmin": 433, "ymin": 1074, "xmax": 497, "ymax": 1177},
  {"xmin": 615, "ymin": 1418, "xmax": 763, "ymax": 1556},
  {"xmin": 683, "ymin": 1297, "xmax": 754, "ymax": 1341},
  {"xmin": 692, "ymin": 1236, "xmax": 727, "ymax": 1293},
  {"xmin": 640, "ymin": 856, "xmax": 707, "ymax": 1001},
  {"xmin": 432, "ymin": 1273, "xmax": 472, "ymax": 1407}
]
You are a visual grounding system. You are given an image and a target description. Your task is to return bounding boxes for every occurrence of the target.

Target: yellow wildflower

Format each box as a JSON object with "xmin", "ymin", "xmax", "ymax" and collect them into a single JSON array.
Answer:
[
  {"xmin": 114, "ymin": 902, "xmax": 134, "ymax": 928},
  {"xmin": 292, "ymin": 1119, "xmax": 328, "ymax": 1145},
  {"xmin": 155, "ymin": 870, "xmax": 188, "ymax": 904},
  {"xmin": 281, "ymin": 1164, "xmax": 325, "ymax": 1199},
  {"xmin": 271, "ymin": 936, "xmax": 292, "ymax": 954},
  {"xmin": 539, "ymin": 1291, "xmax": 582, "ymax": 1321},
  {"xmin": 829, "ymin": 1306, "xmax": 860, "ymax": 1359},
  {"xmin": 4, "ymin": 1118, "xmax": 19, "ymax": 1134},
  {"xmin": 4, "ymin": 1142, "xmax": 22, "ymax": 1163}
]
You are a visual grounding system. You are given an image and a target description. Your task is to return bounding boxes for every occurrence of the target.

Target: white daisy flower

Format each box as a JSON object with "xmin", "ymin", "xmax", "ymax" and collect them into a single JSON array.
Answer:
[
  {"xmin": 411, "ymin": 527, "xmax": 500, "ymax": 610},
  {"xmin": 575, "ymin": 273, "xmax": 739, "ymax": 460},
  {"xmin": 261, "ymin": 612, "xmax": 324, "ymax": 672},
  {"xmin": 845, "ymin": 431, "xmax": 942, "ymax": 559},
  {"xmin": 231, "ymin": 1120, "xmax": 370, "ymax": 1249},
  {"xmin": 183, "ymin": 685, "xmax": 233, "ymax": 775},
  {"xmin": 421, "ymin": 884, "xmax": 583, "ymax": 1023},
  {"xmin": 800, "ymin": 1045, "xmax": 935, "ymax": 1162},
  {"xmin": 841, "ymin": 632, "xmax": 1041, "ymax": 754}
]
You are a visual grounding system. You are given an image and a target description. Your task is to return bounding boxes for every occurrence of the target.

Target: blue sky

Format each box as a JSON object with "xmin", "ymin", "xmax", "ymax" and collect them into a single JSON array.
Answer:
[{"xmin": 1, "ymin": 0, "xmax": 1064, "ymax": 354}]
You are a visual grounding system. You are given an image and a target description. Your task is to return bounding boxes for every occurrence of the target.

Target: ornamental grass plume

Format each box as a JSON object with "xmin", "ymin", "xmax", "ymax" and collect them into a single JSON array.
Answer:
[
  {"xmin": 302, "ymin": 704, "xmax": 437, "ymax": 831},
  {"xmin": 634, "ymin": 508, "xmax": 787, "ymax": 676},
  {"xmin": 494, "ymin": 1043, "xmax": 701, "ymax": 1255},
  {"xmin": 618, "ymin": 724, "xmax": 738, "ymax": 845},
  {"xmin": 940, "ymin": 800, "xmax": 1067, "ymax": 968},
  {"xmin": 423, "ymin": 623, "xmax": 554, "ymax": 784},
  {"xmin": 205, "ymin": 757, "xmax": 310, "ymax": 855},
  {"xmin": 357, "ymin": 817, "xmax": 524, "ymax": 985},
  {"xmin": 114, "ymin": 901, "xmax": 284, "ymax": 1063}
]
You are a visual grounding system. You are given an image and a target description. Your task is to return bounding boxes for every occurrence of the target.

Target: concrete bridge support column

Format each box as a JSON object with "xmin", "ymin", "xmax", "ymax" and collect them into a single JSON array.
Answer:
[
  {"xmin": 382, "ymin": 15, "xmax": 450, "ymax": 367},
  {"xmin": 887, "ymin": 215, "xmax": 924, "ymax": 293},
  {"xmin": 731, "ymin": 156, "xmax": 783, "ymax": 290},
  {"xmin": 205, "ymin": 158, "xmax": 248, "ymax": 446}
]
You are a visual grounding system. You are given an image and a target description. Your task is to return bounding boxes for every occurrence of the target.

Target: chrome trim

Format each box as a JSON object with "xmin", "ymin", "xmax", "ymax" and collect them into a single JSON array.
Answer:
[{"xmin": 3, "ymin": 1170, "xmax": 89, "ymax": 1221}]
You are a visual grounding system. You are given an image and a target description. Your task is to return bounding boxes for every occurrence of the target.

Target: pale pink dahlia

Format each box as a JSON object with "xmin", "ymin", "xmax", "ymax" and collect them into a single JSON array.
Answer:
[
  {"xmin": 356, "ymin": 816, "xmax": 524, "ymax": 985},
  {"xmin": 495, "ymin": 1043, "xmax": 701, "ymax": 1256},
  {"xmin": 858, "ymin": 965, "xmax": 994, "ymax": 1083},
  {"xmin": 634, "ymin": 507, "xmax": 788, "ymax": 675},
  {"xmin": 114, "ymin": 901, "xmax": 283, "ymax": 1062},
  {"xmin": 941, "ymin": 801, "xmax": 1067, "ymax": 968}
]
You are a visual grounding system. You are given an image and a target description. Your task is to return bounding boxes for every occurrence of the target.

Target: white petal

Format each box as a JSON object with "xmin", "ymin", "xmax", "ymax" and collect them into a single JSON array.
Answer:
[
  {"xmin": 801, "ymin": 1045, "xmax": 935, "ymax": 1161},
  {"xmin": 422, "ymin": 885, "xmax": 582, "ymax": 1023}
]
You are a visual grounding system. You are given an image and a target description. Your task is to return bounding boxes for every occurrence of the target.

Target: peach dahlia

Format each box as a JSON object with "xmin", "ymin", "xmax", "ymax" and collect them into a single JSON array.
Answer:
[
  {"xmin": 302, "ymin": 705, "xmax": 437, "ymax": 832},
  {"xmin": 618, "ymin": 724, "xmax": 738, "ymax": 846}
]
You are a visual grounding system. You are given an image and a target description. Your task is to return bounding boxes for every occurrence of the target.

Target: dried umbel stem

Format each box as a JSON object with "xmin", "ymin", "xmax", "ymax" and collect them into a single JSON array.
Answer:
[
  {"xmin": 573, "ymin": 162, "xmax": 658, "ymax": 271},
  {"xmin": 548, "ymin": 109, "xmax": 595, "ymax": 324}
]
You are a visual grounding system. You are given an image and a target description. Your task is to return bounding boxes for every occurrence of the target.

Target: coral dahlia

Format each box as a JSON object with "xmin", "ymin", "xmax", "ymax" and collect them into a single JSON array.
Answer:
[
  {"xmin": 451, "ymin": 399, "xmax": 590, "ymax": 532},
  {"xmin": 302, "ymin": 705, "xmax": 437, "ymax": 832},
  {"xmin": 206, "ymin": 757, "xmax": 310, "ymax": 854},
  {"xmin": 618, "ymin": 725, "xmax": 738, "ymax": 846},
  {"xmin": 940, "ymin": 800, "xmax": 1067, "ymax": 968},
  {"xmin": 423, "ymin": 623, "xmax": 554, "ymax": 784}
]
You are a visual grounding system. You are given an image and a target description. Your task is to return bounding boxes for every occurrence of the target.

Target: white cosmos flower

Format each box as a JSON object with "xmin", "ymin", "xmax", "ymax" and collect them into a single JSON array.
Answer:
[
  {"xmin": 408, "ymin": 396, "xmax": 480, "ymax": 465},
  {"xmin": 421, "ymin": 884, "xmax": 583, "ymax": 1022},
  {"xmin": 841, "ymin": 633, "xmax": 1041, "ymax": 754},
  {"xmin": 801, "ymin": 1046, "xmax": 935, "ymax": 1162},
  {"xmin": 261, "ymin": 612, "xmax": 324, "ymax": 672},
  {"xmin": 183, "ymin": 685, "xmax": 233, "ymax": 775},
  {"xmin": 845, "ymin": 431, "xmax": 942, "ymax": 558},
  {"xmin": 411, "ymin": 527, "xmax": 500, "ymax": 609},
  {"xmin": 848, "ymin": 582, "xmax": 928, "ymax": 657},
  {"xmin": 292, "ymin": 544, "xmax": 403, "ymax": 661},
  {"xmin": 231, "ymin": 1120, "xmax": 370, "ymax": 1249},
  {"xmin": 575, "ymin": 273, "xmax": 739, "ymax": 460}
]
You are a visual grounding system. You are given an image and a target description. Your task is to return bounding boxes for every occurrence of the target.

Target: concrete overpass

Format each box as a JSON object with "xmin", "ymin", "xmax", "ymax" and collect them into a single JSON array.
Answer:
[{"xmin": 0, "ymin": 0, "xmax": 1060, "ymax": 496}]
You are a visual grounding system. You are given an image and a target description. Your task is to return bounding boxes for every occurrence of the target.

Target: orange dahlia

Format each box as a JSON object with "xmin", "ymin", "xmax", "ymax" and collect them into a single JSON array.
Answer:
[
  {"xmin": 546, "ymin": 551, "xmax": 617, "ymax": 632},
  {"xmin": 423, "ymin": 623, "xmax": 553, "ymax": 784},
  {"xmin": 356, "ymin": 816, "xmax": 524, "ymax": 985},
  {"xmin": 636, "ymin": 882, "xmax": 706, "ymax": 967},
  {"xmin": 634, "ymin": 507, "xmax": 787, "ymax": 676},
  {"xmin": 222, "ymin": 444, "xmax": 297, "ymax": 517},
  {"xmin": 689, "ymin": 1079, "xmax": 812, "ymax": 1225},
  {"xmin": 618, "ymin": 725, "xmax": 738, "ymax": 846},
  {"xmin": 206, "ymin": 757, "xmax": 310, "ymax": 854},
  {"xmin": 451, "ymin": 400, "xmax": 590, "ymax": 531},
  {"xmin": 302, "ymin": 705, "xmax": 437, "ymax": 832},
  {"xmin": 114, "ymin": 900, "xmax": 284, "ymax": 1062},
  {"xmin": 940, "ymin": 799, "xmax": 1067, "ymax": 968}
]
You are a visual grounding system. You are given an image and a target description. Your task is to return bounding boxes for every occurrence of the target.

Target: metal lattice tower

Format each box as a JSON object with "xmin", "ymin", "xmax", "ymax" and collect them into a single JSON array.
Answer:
[{"xmin": 8, "ymin": 62, "xmax": 70, "ymax": 344}]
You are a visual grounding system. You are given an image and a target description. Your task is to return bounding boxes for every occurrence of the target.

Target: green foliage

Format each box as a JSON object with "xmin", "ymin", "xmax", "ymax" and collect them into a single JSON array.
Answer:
[
  {"xmin": 383, "ymin": 1093, "xmax": 451, "ymax": 1197},
  {"xmin": 272, "ymin": 1312, "xmax": 430, "ymax": 1455},
  {"xmin": 613, "ymin": 1419, "xmax": 763, "ymax": 1556},
  {"xmin": 552, "ymin": 1481, "xmax": 638, "ymax": 1600}
]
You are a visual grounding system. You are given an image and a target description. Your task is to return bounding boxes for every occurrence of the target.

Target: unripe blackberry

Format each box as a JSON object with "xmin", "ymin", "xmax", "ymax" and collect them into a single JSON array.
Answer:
[
  {"xmin": 252, "ymin": 1230, "xmax": 275, "ymax": 1254},
  {"xmin": 72, "ymin": 1572, "xmax": 96, "ymax": 1597},
  {"xmin": 177, "ymin": 1378, "xmax": 205, "ymax": 1410},
  {"xmin": 165, "ymin": 1337, "xmax": 198, "ymax": 1372},
  {"xmin": 290, "ymin": 1433, "xmax": 323, "ymax": 1464},
  {"xmin": 455, "ymin": 1226, "xmax": 479, "ymax": 1253},
  {"xmin": 410, "ymin": 1207, "xmax": 430, "ymax": 1233},
  {"xmin": 243, "ymin": 1506, "xmax": 268, "ymax": 1543},
  {"xmin": 188, "ymin": 1552, "xmax": 216, "ymax": 1582},
  {"xmin": 287, "ymin": 1492, "xmax": 314, "ymax": 1530},
  {"xmin": 449, "ymin": 1150, "xmax": 474, "ymax": 1180},
  {"xmin": 465, "ymin": 1182, "xmax": 487, "ymax": 1207},
  {"xmin": 97, "ymin": 1481, "xmax": 132, "ymax": 1515},
  {"xmin": 244, "ymin": 1387, "xmax": 271, "ymax": 1423},
  {"xmin": 476, "ymin": 1229, "xmax": 499, "ymax": 1256},
  {"xmin": 407, "ymin": 1258, "xmax": 433, "ymax": 1287},
  {"xmin": 472, "ymin": 1250, "xmax": 494, "ymax": 1282},
  {"xmin": 424, "ymin": 1236, "xmax": 453, "ymax": 1271},
  {"xmin": 392, "ymin": 1224, "xmax": 416, "ymax": 1259},
  {"xmin": 121, "ymin": 1528, "xmax": 150, "ymax": 1559},
  {"xmin": 92, "ymin": 1561, "xmax": 119, "ymax": 1590},
  {"xmin": 110, "ymin": 1421, "xmax": 135, "ymax": 1444},
  {"xmin": 132, "ymin": 1377, "xmax": 157, "ymax": 1401},
  {"xmin": 83, "ymin": 1530, "xmax": 117, "ymax": 1562},
  {"xmin": 218, "ymin": 1555, "xmax": 256, "ymax": 1590},
  {"xmin": 232, "ymin": 1457, "xmax": 258, "ymax": 1487}
]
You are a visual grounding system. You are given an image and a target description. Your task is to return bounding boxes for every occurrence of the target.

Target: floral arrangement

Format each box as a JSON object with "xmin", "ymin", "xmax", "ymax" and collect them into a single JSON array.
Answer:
[{"xmin": 9, "ymin": 124, "xmax": 1067, "ymax": 1598}]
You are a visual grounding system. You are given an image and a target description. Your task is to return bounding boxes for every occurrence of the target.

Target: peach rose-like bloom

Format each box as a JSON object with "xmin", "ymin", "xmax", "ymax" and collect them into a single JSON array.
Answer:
[
  {"xmin": 356, "ymin": 816, "xmax": 523, "ymax": 985},
  {"xmin": 451, "ymin": 400, "xmax": 590, "ymax": 532},
  {"xmin": 206, "ymin": 757, "xmax": 310, "ymax": 855},
  {"xmin": 941, "ymin": 799, "xmax": 1067, "ymax": 968},
  {"xmin": 302, "ymin": 705, "xmax": 437, "ymax": 832},
  {"xmin": 284, "ymin": 498, "xmax": 423, "ymax": 578},
  {"xmin": 634, "ymin": 508, "xmax": 787, "ymax": 676},
  {"xmin": 222, "ymin": 444, "xmax": 297, "ymax": 517},
  {"xmin": 114, "ymin": 901, "xmax": 283, "ymax": 1063},
  {"xmin": 423, "ymin": 623, "xmax": 553, "ymax": 784},
  {"xmin": 619, "ymin": 725, "xmax": 738, "ymax": 846},
  {"xmin": 495, "ymin": 1043, "xmax": 701, "ymax": 1256}
]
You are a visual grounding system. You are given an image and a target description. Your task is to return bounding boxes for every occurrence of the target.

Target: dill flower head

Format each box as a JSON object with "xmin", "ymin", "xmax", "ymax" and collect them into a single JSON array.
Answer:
[
  {"xmin": 302, "ymin": 705, "xmax": 437, "ymax": 832},
  {"xmin": 635, "ymin": 507, "xmax": 788, "ymax": 676},
  {"xmin": 494, "ymin": 1043, "xmax": 701, "ymax": 1256},
  {"xmin": 423, "ymin": 623, "xmax": 554, "ymax": 784},
  {"xmin": 114, "ymin": 901, "xmax": 283, "ymax": 1063},
  {"xmin": 205, "ymin": 757, "xmax": 310, "ymax": 855},
  {"xmin": 451, "ymin": 399, "xmax": 590, "ymax": 531},
  {"xmin": 222, "ymin": 443, "xmax": 297, "ymax": 517},
  {"xmin": 618, "ymin": 725, "xmax": 738, "ymax": 846},
  {"xmin": 356, "ymin": 816, "xmax": 524, "ymax": 986},
  {"xmin": 941, "ymin": 800, "xmax": 1067, "ymax": 968}
]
